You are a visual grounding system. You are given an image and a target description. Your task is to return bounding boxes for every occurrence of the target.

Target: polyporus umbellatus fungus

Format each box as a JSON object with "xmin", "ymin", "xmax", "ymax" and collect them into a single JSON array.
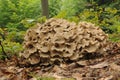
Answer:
[{"xmin": 20, "ymin": 18, "xmax": 108, "ymax": 65}]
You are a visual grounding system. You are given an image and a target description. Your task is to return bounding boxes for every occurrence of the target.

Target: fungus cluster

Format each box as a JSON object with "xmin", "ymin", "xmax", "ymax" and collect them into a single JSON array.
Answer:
[{"xmin": 20, "ymin": 18, "xmax": 108, "ymax": 65}]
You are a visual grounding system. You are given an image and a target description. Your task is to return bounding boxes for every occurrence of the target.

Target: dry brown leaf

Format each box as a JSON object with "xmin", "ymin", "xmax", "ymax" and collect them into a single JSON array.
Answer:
[
  {"xmin": 60, "ymin": 63, "xmax": 67, "ymax": 69},
  {"xmin": 90, "ymin": 61, "xmax": 108, "ymax": 68},
  {"xmin": 77, "ymin": 60, "xmax": 87, "ymax": 66},
  {"xmin": 110, "ymin": 63, "xmax": 120, "ymax": 71},
  {"xmin": 72, "ymin": 73, "xmax": 83, "ymax": 80},
  {"xmin": 52, "ymin": 73, "xmax": 65, "ymax": 80},
  {"xmin": 52, "ymin": 65, "xmax": 62, "ymax": 73},
  {"xmin": 67, "ymin": 63, "xmax": 79, "ymax": 69},
  {"xmin": 104, "ymin": 75, "xmax": 114, "ymax": 80}
]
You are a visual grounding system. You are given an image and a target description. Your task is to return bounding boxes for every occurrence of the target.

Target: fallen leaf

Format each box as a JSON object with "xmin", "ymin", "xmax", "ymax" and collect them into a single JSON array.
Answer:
[
  {"xmin": 72, "ymin": 72, "xmax": 83, "ymax": 80},
  {"xmin": 110, "ymin": 63, "xmax": 120, "ymax": 71},
  {"xmin": 104, "ymin": 75, "xmax": 113, "ymax": 80},
  {"xmin": 53, "ymin": 73, "xmax": 64, "ymax": 79},
  {"xmin": 60, "ymin": 63, "xmax": 67, "ymax": 69},
  {"xmin": 90, "ymin": 61, "xmax": 108, "ymax": 69},
  {"xmin": 67, "ymin": 63, "xmax": 78, "ymax": 69},
  {"xmin": 52, "ymin": 65, "xmax": 62, "ymax": 73},
  {"xmin": 76, "ymin": 60, "xmax": 87, "ymax": 66}
]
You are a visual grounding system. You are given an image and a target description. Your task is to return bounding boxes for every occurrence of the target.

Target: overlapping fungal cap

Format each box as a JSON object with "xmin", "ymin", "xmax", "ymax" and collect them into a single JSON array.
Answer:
[{"xmin": 20, "ymin": 18, "xmax": 108, "ymax": 65}]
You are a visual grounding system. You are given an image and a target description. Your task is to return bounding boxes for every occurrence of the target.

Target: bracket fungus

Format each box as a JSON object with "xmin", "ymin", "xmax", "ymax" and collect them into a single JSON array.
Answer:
[{"xmin": 20, "ymin": 18, "xmax": 108, "ymax": 65}]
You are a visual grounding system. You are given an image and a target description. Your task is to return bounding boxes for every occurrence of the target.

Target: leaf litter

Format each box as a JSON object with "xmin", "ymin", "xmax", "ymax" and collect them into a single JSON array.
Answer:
[{"xmin": 0, "ymin": 43, "xmax": 120, "ymax": 80}]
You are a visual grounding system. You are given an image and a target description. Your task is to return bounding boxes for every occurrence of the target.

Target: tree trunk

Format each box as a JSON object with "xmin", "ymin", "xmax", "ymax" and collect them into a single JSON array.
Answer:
[{"xmin": 41, "ymin": 0, "xmax": 49, "ymax": 18}]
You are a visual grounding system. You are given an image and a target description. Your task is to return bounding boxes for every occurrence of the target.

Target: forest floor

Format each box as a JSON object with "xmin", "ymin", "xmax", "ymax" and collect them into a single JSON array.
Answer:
[{"xmin": 0, "ymin": 43, "xmax": 120, "ymax": 80}]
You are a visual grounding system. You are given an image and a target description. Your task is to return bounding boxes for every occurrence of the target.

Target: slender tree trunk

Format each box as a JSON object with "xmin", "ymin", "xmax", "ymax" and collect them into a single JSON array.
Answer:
[{"xmin": 41, "ymin": 0, "xmax": 49, "ymax": 18}]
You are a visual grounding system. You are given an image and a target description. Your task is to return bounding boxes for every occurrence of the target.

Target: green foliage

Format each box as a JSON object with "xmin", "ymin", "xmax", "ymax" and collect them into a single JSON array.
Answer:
[
  {"xmin": 29, "ymin": 72, "xmax": 55, "ymax": 80},
  {"xmin": 61, "ymin": 78, "xmax": 75, "ymax": 80},
  {"xmin": 60, "ymin": 0, "xmax": 86, "ymax": 17},
  {"xmin": 32, "ymin": 77, "xmax": 75, "ymax": 80},
  {"xmin": 36, "ymin": 16, "xmax": 47, "ymax": 24},
  {"xmin": 80, "ymin": 7, "xmax": 120, "ymax": 34},
  {"xmin": 0, "ymin": 41, "xmax": 23, "ymax": 59},
  {"xmin": 55, "ymin": 0, "xmax": 87, "ymax": 18},
  {"xmin": 49, "ymin": 0, "xmax": 61, "ymax": 18},
  {"xmin": 0, "ymin": 0, "xmax": 41, "ymax": 27},
  {"xmin": 0, "ymin": 0, "xmax": 42, "ymax": 59},
  {"xmin": 50, "ymin": 0, "xmax": 87, "ymax": 18},
  {"xmin": 37, "ymin": 77, "xmax": 55, "ymax": 80},
  {"xmin": 109, "ymin": 33, "xmax": 120, "ymax": 42},
  {"xmin": 1, "ymin": 40, "xmax": 23, "ymax": 56}
]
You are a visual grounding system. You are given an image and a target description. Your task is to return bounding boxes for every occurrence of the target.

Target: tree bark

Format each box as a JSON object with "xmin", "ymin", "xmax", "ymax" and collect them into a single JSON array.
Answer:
[{"xmin": 41, "ymin": 0, "xmax": 49, "ymax": 18}]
